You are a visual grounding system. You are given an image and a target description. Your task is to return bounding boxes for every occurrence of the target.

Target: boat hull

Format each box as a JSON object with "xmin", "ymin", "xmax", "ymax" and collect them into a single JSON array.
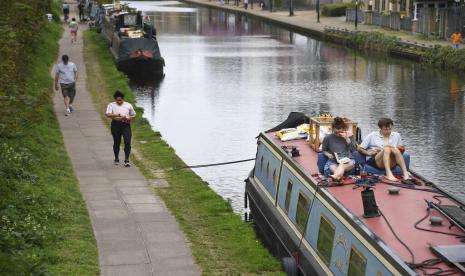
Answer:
[
  {"xmin": 116, "ymin": 56, "xmax": 164, "ymax": 76},
  {"xmin": 246, "ymin": 175, "xmax": 324, "ymax": 276}
]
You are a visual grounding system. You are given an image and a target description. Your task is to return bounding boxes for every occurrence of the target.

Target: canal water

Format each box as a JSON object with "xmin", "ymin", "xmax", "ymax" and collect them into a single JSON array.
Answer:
[{"xmin": 126, "ymin": 1, "xmax": 465, "ymax": 213}]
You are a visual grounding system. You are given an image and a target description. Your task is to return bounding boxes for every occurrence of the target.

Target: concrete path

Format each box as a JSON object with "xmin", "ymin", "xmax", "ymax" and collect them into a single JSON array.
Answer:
[
  {"xmin": 185, "ymin": 0, "xmax": 450, "ymax": 48},
  {"xmin": 52, "ymin": 4, "xmax": 200, "ymax": 276}
]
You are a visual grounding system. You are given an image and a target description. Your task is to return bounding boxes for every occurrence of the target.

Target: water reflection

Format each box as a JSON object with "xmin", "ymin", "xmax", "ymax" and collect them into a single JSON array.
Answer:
[{"xmin": 128, "ymin": 2, "xmax": 465, "ymax": 212}]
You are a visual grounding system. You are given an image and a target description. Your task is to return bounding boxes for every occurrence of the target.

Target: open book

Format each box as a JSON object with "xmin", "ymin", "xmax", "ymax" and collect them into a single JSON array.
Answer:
[{"xmin": 334, "ymin": 152, "xmax": 351, "ymax": 164}]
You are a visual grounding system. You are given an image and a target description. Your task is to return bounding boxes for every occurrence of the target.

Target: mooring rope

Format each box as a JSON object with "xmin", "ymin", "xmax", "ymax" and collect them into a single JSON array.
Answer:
[{"xmin": 172, "ymin": 158, "xmax": 256, "ymax": 170}]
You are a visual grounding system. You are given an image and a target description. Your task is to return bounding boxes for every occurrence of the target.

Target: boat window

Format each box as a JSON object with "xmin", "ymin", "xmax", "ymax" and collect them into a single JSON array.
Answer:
[
  {"xmin": 296, "ymin": 192, "xmax": 310, "ymax": 233},
  {"xmin": 260, "ymin": 156, "xmax": 264, "ymax": 172},
  {"xmin": 317, "ymin": 214, "xmax": 335, "ymax": 265},
  {"xmin": 272, "ymin": 169, "xmax": 278, "ymax": 189},
  {"xmin": 266, "ymin": 162, "xmax": 270, "ymax": 179},
  {"xmin": 284, "ymin": 180, "xmax": 293, "ymax": 213},
  {"xmin": 348, "ymin": 246, "xmax": 367, "ymax": 276}
]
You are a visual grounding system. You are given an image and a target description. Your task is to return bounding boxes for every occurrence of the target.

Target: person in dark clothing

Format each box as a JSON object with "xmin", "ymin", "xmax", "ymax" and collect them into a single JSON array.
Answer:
[
  {"xmin": 78, "ymin": 2, "xmax": 85, "ymax": 21},
  {"xmin": 105, "ymin": 91, "xmax": 136, "ymax": 167},
  {"xmin": 322, "ymin": 117, "xmax": 356, "ymax": 180}
]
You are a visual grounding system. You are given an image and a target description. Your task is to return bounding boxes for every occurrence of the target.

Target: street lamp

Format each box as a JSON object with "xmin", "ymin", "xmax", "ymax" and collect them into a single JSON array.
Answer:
[
  {"xmin": 289, "ymin": 0, "xmax": 294, "ymax": 16},
  {"xmin": 454, "ymin": 0, "xmax": 460, "ymax": 32},
  {"xmin": 355, "ymin": 0, "xmax": 358, "ymax": 30},
  {"xmin": 316, "ymin": 0, "xmax": 320, "ymax": 23}
]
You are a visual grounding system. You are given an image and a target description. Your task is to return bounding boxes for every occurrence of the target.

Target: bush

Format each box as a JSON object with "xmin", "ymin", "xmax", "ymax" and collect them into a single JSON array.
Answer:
[
  {"xmin": 349, "ymin": 31, "xmax": 400, "ymax": 52},
  {"xmin": 422, "ymin": 46, "xmax": 465, "ymax": 71},
  {"xmin": 321, "ymin": 3, "xmax": 350, "ymax": 17}
]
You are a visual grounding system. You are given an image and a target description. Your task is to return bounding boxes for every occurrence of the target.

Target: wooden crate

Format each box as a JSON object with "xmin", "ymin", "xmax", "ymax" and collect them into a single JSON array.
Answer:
[{"xmin": 308, "ymin": 116, "xmax": 358, "ymax": 151}]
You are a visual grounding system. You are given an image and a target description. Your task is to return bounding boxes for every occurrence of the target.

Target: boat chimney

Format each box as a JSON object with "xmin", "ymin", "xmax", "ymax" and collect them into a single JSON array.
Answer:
[{"xmin": 361, "ymin": 187, "xmax": 380, "ymax": 218}]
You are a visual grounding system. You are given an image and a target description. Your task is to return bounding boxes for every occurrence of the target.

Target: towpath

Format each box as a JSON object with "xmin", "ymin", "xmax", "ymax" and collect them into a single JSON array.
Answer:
[
  {"xmin": 52, "ymin": 4, "xmax": 200, "ymax": 276},
  {"xmin": 184, "ymin": 0, "xmax": 450, "ymax": 48}
]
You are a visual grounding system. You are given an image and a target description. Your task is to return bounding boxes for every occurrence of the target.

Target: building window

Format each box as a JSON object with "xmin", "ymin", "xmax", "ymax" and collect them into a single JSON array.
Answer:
[
  {"xmin": 348, "ymin": 246, "xmax": 367, "ymax": 276},
  {"xmin": 272, "ymin": 169, "xmax": 278, "ymax": 189},
  {"xmin": 317, "ymin": 215, "xmax": 336, "ymax": 265},
  {"xmin": 260, "ymin": 156, "xmax": 264, "ymax": 172},
  {"xmin": 296, "ymin": 192, "xmax": 310, "ymax": 233},
  {"xmin": 266, "ymin": 162, "xmax": 270, "ymax": 179},
  {"xmin": 284, "ymin": 180, "xmax": 293, "ymax": 213}
]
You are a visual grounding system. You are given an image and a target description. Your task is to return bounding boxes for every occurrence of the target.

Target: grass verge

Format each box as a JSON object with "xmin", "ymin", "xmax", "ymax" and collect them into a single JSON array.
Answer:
[
  {"xmin": 0, "ymin": 14, "xmax": 99, "ymax": 276},
  {"xmin": 83, "ymin": 30, "xmax": 283, "ymax": 275}
]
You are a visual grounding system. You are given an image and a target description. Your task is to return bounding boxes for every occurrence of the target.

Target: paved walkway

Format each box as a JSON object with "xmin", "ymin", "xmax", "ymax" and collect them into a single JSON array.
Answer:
[
  {"xmin": 52, "ymin": 4, "xmax": 200, "ymax": 276},
  {"xmin": 185, "ymin": 0, "xmax": 450, "ymax": 48}
]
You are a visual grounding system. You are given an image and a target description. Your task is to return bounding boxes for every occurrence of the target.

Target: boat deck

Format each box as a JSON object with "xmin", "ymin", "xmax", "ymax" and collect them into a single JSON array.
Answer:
[{"xmin": 266, "ymin": 133, "xmax": 465, "ymax": 275}]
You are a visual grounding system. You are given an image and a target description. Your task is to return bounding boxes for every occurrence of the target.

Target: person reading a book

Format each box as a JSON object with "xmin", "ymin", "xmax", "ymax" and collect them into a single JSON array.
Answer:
[
  {"xmin": 357, "ymin": 118, "xmax": 410, "ymax": 181},
  {"xmin": 322, "ymin": 117, "xmax": 356, "ymax": 180}
]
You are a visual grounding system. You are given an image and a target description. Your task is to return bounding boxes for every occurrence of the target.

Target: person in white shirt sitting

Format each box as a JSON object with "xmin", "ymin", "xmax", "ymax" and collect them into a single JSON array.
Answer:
[
  {"xmin": 357, "ymin": 118, "xmax": 410, "ymax": 181},
  {"xmin": 105, "ymin": 91, "xmax": 136, "ymax": 167}
]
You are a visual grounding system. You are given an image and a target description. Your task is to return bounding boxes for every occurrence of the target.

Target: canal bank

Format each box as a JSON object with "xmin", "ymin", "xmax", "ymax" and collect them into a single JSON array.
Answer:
[
  {"xmin": 53, "ymin": 4, "xmax": 202, "ymax": 275},
  {"xmin": 0, "ymin": 0, "xmax": 99, "ymax": 274},
  {"xmin": 82, "ymin": 26, "xmax": 284, "ymax": 276},
  {"xmin": 181, "ymin": 0, "xmax": 465, "ymax": 69}
]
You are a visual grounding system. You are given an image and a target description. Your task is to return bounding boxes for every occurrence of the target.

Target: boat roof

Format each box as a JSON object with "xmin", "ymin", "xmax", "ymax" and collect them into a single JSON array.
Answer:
[{"xmin": 264, "ymin": 132, "xmax": 465, "ymax": 275}]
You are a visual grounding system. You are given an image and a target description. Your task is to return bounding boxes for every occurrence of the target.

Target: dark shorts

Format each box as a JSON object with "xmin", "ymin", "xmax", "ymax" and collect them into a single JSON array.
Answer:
[
  {"xmin": 60, "ymin": 83, "xmax": 76, "ymax": 98},
  {"xmin": 367, "ymin": 157, "xmax": 381, "ymax": 169}
]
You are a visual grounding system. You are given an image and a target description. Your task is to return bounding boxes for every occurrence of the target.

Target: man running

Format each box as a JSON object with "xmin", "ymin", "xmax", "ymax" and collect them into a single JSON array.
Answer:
[{"xmin": 54, "ymin": 55, "xmax": 78, "ymax": 116}]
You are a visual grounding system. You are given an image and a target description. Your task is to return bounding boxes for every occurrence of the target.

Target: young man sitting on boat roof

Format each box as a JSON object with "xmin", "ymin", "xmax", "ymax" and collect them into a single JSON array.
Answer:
[
  {"xmin": 322, "ymin": 117, "xmax": 356, "ymax": 181},
  {"xmin": 357, "ymin": 118, "xmax": 410, "ymax": 182}
]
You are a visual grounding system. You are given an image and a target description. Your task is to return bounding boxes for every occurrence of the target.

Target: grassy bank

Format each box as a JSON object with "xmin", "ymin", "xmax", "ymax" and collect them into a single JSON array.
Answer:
[
  {"xmin": 0, "ymin": 1, "xmax": 99, "ymax": 275},
  {"xmin": 324, "ymin": 28, "xmax": 465, "ymax": 71},
  {"xmin": 83, "ymin": 30, "xmax": 283, "ymax": 275}
]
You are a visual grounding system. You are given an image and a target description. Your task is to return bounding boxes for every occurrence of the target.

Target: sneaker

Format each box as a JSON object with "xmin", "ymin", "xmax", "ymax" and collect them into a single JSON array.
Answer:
[
  {"xmin": 65, "ymin": 108, "xmax": 71, "ymax": 116},
  {"xmin": 69, "ymin": 106, "xmax": 74, "ymax": 113},
  {"xmin": 114, "ymin": 159, "xmax": 120, "ymax": 166},
  {"xmin": 124, "ymin": 160, "xmax": 130, "ymax": 167}
]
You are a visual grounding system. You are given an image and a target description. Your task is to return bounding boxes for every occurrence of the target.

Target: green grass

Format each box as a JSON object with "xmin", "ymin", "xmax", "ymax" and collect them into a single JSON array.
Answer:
[
  {"xmin": 84, "ymin": 30, "xmax": 284, "ymax": 275},
  {"xmin": 0, "ymin": 12, "xmax": 99, "ymax": 276}
]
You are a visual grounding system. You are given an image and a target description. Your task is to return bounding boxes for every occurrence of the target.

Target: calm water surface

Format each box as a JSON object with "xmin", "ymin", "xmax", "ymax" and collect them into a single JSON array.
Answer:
[{"xmin": 125, "ymin": 1, "xmax": 465, "ymax": 212}]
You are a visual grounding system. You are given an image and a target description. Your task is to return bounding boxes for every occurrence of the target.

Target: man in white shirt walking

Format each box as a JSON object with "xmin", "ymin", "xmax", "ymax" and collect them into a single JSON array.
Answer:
[{"xmin": 54, "ymin": 55, "xmax": 78, "ymax": 116}]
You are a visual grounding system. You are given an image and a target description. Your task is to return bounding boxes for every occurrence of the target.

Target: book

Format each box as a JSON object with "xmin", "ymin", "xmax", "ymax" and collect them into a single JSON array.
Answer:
[{"xmin": 334, "ymin": 152, "xmax": 351, "ymax": 164}]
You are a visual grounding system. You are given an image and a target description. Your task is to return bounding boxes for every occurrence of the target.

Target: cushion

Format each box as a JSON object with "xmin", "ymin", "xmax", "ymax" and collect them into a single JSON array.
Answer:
[{"xmin": 353, "ymin": 151, "xmax": 410, "ymax": 176}]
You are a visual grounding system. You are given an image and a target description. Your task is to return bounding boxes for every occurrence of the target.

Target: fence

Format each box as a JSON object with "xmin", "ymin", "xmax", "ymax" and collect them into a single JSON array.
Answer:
[{"xmin": 346, "ymin": 9, "xmax": 365, "ymax": 23}]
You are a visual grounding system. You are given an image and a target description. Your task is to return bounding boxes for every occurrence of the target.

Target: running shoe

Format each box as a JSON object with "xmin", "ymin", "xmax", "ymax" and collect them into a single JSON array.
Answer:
[
  {"xmin": 124, "ymin": 160, "xmax": 130, "ymax": 167},
  {"xmin": 65, "ymin": 108, "xmax": 71, "ymax": 116},
  {"xmin": 69, "ymin": 106, "xmax": 74, "ymax": 113},
  {"xmin": 114, "ymin": 159, "xmax": 120, "ymax": 166}
]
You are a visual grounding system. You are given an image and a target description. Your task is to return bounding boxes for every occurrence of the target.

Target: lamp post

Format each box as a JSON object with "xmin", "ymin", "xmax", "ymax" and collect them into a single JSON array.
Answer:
[
  {"xmin": 454, "ymin": 0, "xmax": 460, "ymax": 32},
  {"xmin": 289, "ymin": 0, "xmax": 294, "ymax": 15},
  {"xmin": 316, "ymin": 0, "xmax": 320, "ymax": 23},
  {"xmin": 355, "ymin": 0, "xmax": 358, "ymax": 30}
]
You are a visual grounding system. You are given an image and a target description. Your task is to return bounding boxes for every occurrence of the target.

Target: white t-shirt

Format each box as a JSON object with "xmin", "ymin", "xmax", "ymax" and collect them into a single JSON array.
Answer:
[
  {"xmin": 105, "ymin": 102, "xmax": 136, "ymax": 118},
  {"xmin": 57, "ymin": 62, "xmax": 77, "ymax": 84},
  {"xmin": 360, "ymin": 131, "xmax": 403, "ymax": 150}
]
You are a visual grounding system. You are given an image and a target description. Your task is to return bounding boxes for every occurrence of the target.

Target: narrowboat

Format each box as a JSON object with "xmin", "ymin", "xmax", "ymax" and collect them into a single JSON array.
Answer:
[
  {"xmin": 245, "ymin": 112, "xmax": 465, "ymax": 275},
  {"xmin": 101, "ymin": 7, "xmax": 165, "ymax": 76}
]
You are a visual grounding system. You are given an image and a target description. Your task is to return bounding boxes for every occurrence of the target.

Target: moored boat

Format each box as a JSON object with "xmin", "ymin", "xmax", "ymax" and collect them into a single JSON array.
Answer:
[
  {"xmin": 245, "ymin": 112, "xmax": 465, "ymax": 275},
  {"xmin": 100, "ymin": 6, "xmax": 164, "ymax": 76}
]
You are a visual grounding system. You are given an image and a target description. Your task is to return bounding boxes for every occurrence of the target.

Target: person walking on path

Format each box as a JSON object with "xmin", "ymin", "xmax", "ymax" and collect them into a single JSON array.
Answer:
[
  {"xmin": 105, "ymin": 91, "xmax": 136, "ymax": 167},
  {"xmin": 54, "ymin": 55, "xmax": 78, "ymax": 116},
  {"xmin": 62, "ymin": 2, "xmax": 70, "ymax": 23},
  {"xmin": 451, "ymin": 30, "xmax": 462, "ymax": 49},
  {"xmin": 244, "ymin": 0, "xmax": 248, "ymax": 9},
  {"xmin": 78, "ymin": 1, "xmax": 85, "ymax": 21},
  {"xmin": 69, "ymin": 18, "xmax": 78, "ymax": 43}
]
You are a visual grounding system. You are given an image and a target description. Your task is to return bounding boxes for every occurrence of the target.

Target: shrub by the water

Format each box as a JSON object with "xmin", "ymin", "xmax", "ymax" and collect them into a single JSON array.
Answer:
[
  {"xmin": 321, "ymin": 3, "xmax": 350, "ymax": 16},
  {"xmin": 422, "ymin": 46, "xmax": 465, "ymax": 71}
]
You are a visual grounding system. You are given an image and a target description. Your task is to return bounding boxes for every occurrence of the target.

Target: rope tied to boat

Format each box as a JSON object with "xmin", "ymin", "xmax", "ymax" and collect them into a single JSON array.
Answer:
[{"xmin": 171, "ymin": 158, "xmax": 255, "ymax": 171}]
